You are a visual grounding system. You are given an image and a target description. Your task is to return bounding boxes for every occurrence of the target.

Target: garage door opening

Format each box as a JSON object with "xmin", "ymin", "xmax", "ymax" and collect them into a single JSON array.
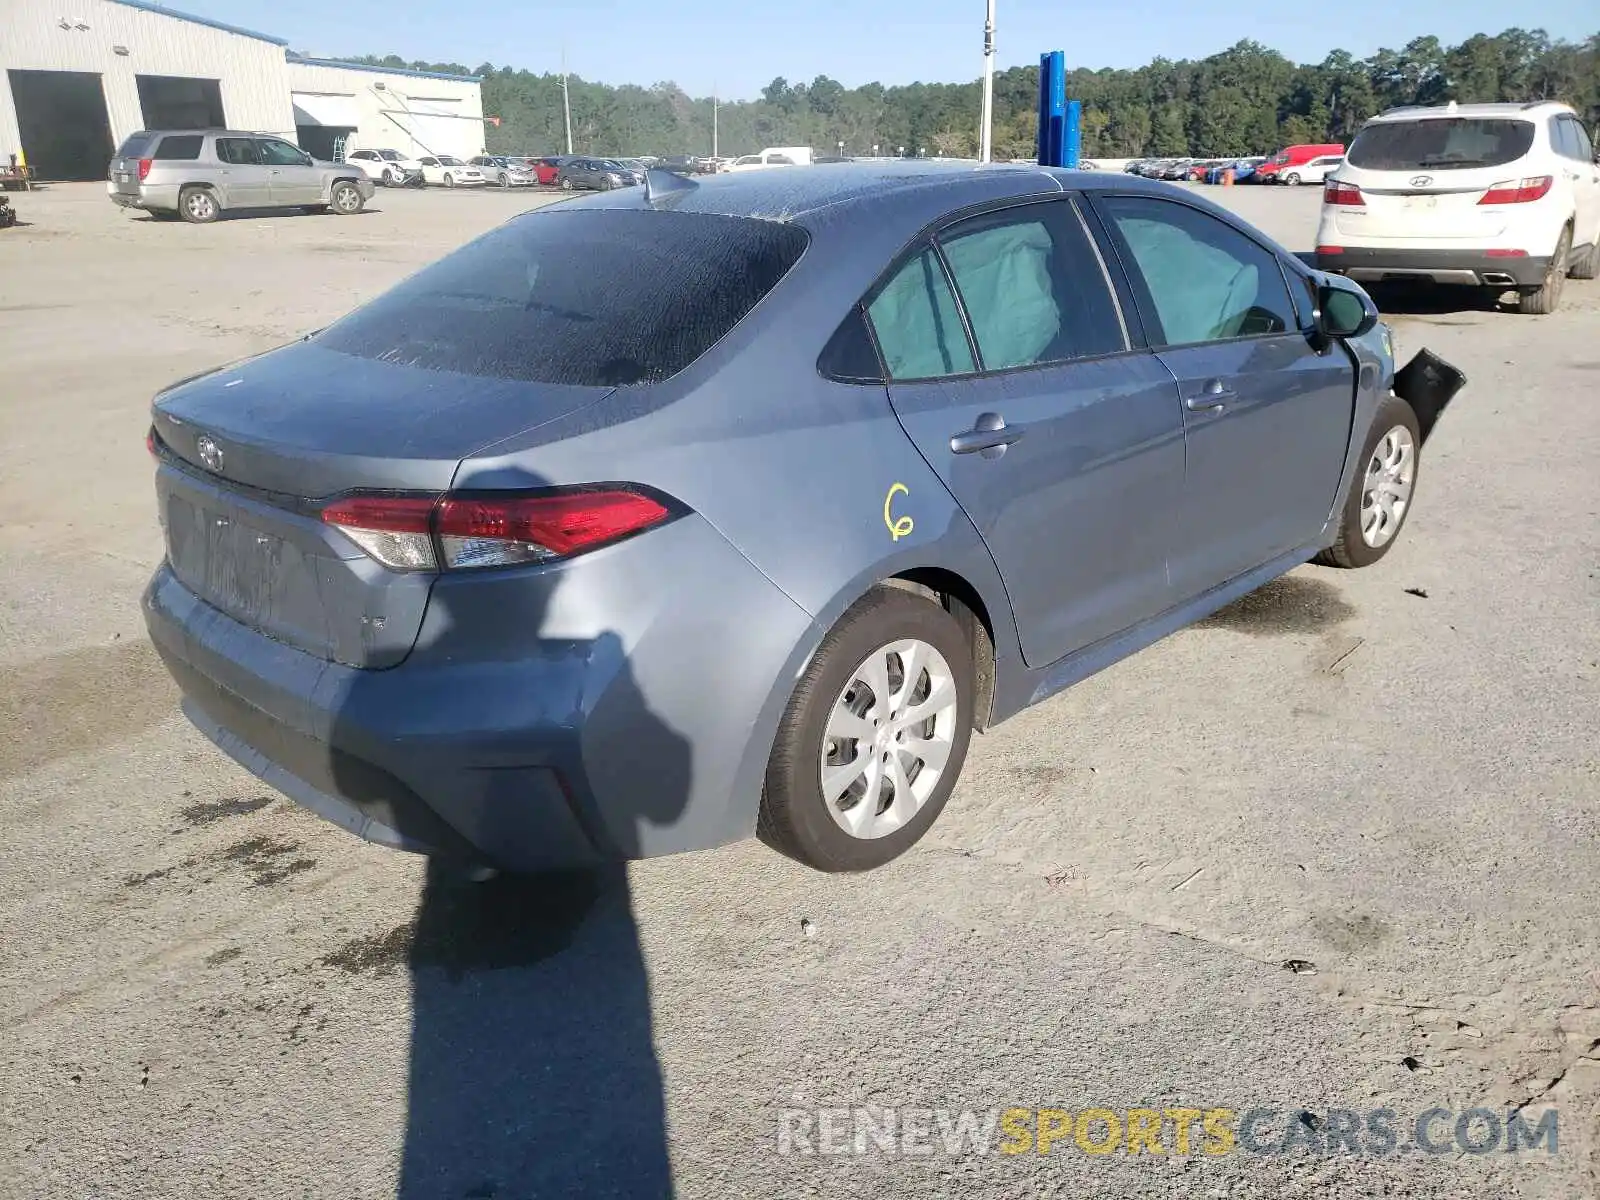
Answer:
[
  {"xmin": 136, "ymin": 75, "xmax": 225, "ymax": 131},
  {"xmin": 7, "ymin": 70, "xmax": 115, "ymax": 181},
  {"xmin": 296, "ymin": 125, "xmax": 357, "ymax": 161}
]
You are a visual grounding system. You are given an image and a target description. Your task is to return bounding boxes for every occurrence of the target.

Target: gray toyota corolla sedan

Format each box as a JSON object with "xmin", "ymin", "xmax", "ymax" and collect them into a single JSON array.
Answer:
[{"xmin": 143, "ymin": 163, "xmax": 1464, "ymax": 874}]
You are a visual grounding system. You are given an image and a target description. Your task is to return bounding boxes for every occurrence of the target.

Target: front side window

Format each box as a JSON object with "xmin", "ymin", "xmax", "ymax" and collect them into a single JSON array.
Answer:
[
  {"xmin": 256, "ymin": 139, "xmax": 308, "ymax": 167},
  {"xmin": 216, "ymin": 137, "xmax": 261, "ymax": 166},
  {"xmin": 1570, "ymin": 118, "xmax": 1596, "ymax": 162},
  {"xmin": 438, "ymin": 156, "xmax": 464, "ymax": 167},
  {"xmin": 936, "ymin": 202, "xmax": 1124, "ymax": 370},
  {"xmin": 379, "ymin": 150, "xmax": 403, "ymax": 161},
  {"xmin": 865, "ymin": 248, "xmax": 975, "ymax": 380},
  {"xmin": 419, "ymin": 157, "xmax": 438, "ymax": 167},
  {"xmin": 1347, "ymin": 118, "xmax": 1535, "ymax": 171},
  {"xmin": 1099, "ymin": 196, "xmax": 1295, "ymax": 347}
]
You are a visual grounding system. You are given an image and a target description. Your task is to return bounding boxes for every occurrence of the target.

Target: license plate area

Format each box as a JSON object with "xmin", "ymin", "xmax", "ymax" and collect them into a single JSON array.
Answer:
[{"xmin": 166, "ymin": 495, "xmax": 284, "ymax": 628}]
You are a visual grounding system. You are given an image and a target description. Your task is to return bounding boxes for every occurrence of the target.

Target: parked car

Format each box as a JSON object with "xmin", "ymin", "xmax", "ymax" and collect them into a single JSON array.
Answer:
[
  {"xmin": 345, "ymin": 148, "xmax": 423, "ymax": 187},
  {"xmin": 528, "ymin": 156, "xmax": 566, "ymax": 185},
  {"xmin": 416, "ymin": 156, "xmax": 485, "ymax": 187},
  {"xmin": 729, "ymin": 151, "xmax": 806, "ymax": 172},
  {"xmin": 1204, "ymin": 157, "xmax": 1267, "ymax": 184},
  {"xmin": 557, "ymin": 157, "xmax": 642, "ymax": 190},
  {"xmin": 107, "ymin": 129, "xmax": 374, "ymax": 223},
  {"xmin": 470, "ymin": 155, "xmax": 537, "ymax": 187},
  {"xmin": 662, "ymin": 155, "xmax": 700, "ymax": 174},
  {"xmin": 142, "ymin": 163, "xmax": 1463, "ymax": 877},
  {"xmin": 1317, "ymin": 100, "xmax": 1600, "ymax": 314},
  {"xmin": 1255, "ymin": 143, "xmax": 1345, "ymax": 184},
  {"xmin": 1274, "ymin": 154, "xmax": 1344, "ymax": 186}
]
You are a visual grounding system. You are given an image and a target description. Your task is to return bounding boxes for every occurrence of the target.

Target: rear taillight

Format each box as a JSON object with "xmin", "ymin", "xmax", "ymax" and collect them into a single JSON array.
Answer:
[
  {"xmin": 137, "ymin": 158, "xmax": 153, "ymax": 181},
  {"xmin": 320, "ymin": 489, "xmax": 672, "ymax": 572},
  {"xmin": 1324, "ymin": 180, "xmax": 1364, "ymax": 206},
  {"xmin": 146, "ymin": 426, "xmax": 157, "ymax": 457},
  {"xmin": 1316, "ymin": 245, "xmax": 1343, "ymax": 256},
  {"xmin": 1478, "ymin": 176, "xmax": 1553, "ymax": 205}
]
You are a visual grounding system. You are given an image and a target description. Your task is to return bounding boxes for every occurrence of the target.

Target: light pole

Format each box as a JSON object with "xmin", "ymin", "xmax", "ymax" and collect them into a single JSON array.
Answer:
[
  {"xmin": 560, "ymin": 46, "xmax": 574, "ymax": 155},
  {"xmin": 837, "ymin": 139, "xmax": 845, "ymax": 159},
  {"xmin": 712, "ymin": 84, "xmax": 719, "ymax": 159},
  {"xmin": 979, "ymin": 0, "xmax": 996, "ymax": 162}
]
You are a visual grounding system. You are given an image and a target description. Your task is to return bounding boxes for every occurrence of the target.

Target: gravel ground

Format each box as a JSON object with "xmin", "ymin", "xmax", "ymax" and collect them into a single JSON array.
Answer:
[{"xmin": 1, "ymin": 180, "xmax": 1597, "ymax": 1199}]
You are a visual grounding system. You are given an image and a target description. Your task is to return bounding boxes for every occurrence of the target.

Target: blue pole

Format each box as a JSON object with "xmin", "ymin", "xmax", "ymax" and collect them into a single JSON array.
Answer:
[
  {"xmin": 1063, "ymin": 100, "xmax": 1082, "ymax": 168},
  {"xmin": 1037, "ymin": 51, "xmax": 1066, "ymax": 166}
]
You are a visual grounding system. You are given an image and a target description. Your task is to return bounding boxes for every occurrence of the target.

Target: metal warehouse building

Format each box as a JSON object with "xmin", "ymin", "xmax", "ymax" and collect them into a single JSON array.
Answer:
[{"xmin": 1, "ymin": 0, "xmax": 483, "ymax": 181}]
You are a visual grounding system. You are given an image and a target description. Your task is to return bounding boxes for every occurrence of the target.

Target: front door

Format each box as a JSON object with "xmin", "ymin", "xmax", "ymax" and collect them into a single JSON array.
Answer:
[
  {"xmin": 213, "ymin": 136, "xmax": 271, "ymax": 208},
  {"xmin": 874, "ymin": 198, "xmax": 1187, "ymax": 668},
  {"xmin": 256, "ymin": 137, "xmax": 323, "ymax": 205},
  {"xmin": 1089, "ymin": 192, "xmax": 1355, "ymax": 596}
]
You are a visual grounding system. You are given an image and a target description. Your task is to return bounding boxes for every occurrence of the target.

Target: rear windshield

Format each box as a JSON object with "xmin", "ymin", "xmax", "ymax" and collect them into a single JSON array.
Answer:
[
  {"xmin": 117, "ymin": 133, "xmax": 155, "ymax": 158},
  {"xmin": 315, "ymin": 209, "xmax": 810, "ymax": 386},
  {"xmin": 1347, "ymin": 118, "xmax": 1535, "ymax": 171},
  {"xmin": 155, "ymin": 135, "xmax": 205, "ymax": 161}
]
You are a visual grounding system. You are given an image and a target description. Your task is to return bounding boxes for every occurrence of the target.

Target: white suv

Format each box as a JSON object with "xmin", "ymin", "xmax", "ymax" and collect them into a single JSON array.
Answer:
[
  {"xmin": 1316, "ymin": 101, "xmax": 1600, "ymax": 314},
  {"xmin": 345, "ymin": 148, "xmax": 423, "ymax": 186}
]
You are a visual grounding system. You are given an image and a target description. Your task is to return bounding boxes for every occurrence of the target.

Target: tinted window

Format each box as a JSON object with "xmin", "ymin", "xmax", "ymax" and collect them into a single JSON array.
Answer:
[
  {"xmin": 154, "ymin": 135, "xmax": 204, "ymax": 161},
  {"xmin": 866, "ymin": 248, "xmax": 975, "ymax": 380},
  {"xmin": 1347, "ymin": 118, "xmax": 1535, "ymax": 170},
  {"xmin": 316, "ymin": 209, "xmax": 809, "ymax": 387},
  {"xmin": 936, "ymin": 202, "xmax": 1123, "ymax": 369},
  {"xmin": 1099, "ymin": 196, "xmax": 1295, "ymax": 346},
  {"xmin": 117, "ymin": 133, "xmax": 155, "ymax": 158},
  {"xmin": 256, "ymin": 139, "xmax": 307, "ymax": 166},
  {"xmin": 216, "ymin": 137, "xmax": 260, "ymax": 166},
  {"xmin": 818, "ymin": 306, "xmax": 884, "ymax": 383}
]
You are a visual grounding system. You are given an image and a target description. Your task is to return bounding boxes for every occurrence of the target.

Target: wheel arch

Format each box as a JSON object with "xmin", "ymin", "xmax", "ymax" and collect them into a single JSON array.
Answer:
[{"xmin": 885, "ymin": 568, "xmax": 999, "ymax": 732}]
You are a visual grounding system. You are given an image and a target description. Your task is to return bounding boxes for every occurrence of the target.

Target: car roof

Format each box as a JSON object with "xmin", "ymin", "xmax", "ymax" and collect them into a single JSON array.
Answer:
[
  {"xmin": 1370, "ymin": 100, "xmax": 1574, "ymax": 122},
  {"xmin": 591, "ymin": 161, "xmax": 1182, "ymax": 224}
]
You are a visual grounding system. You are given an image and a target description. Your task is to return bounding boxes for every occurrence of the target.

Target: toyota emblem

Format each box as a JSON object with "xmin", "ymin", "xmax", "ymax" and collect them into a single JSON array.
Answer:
[
  {"xmin": 196, "ymin": 434, "xmax": 224, "ymax": 473},
  {"xmin": 1409, "ymin": 175, "xmax": 1433, "ymax": 188}
]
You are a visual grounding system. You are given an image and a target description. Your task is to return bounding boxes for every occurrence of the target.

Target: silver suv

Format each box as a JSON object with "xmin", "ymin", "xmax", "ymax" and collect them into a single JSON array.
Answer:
[{"xmin": 107, "ymin": 130, "xmax": 375, "ymax": 223}]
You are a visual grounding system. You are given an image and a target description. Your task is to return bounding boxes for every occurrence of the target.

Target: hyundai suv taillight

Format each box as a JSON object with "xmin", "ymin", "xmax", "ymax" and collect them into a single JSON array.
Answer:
[
  {"xmin": 1324, "ymin": 180, "xmax": 1364, "ymax": 206},
  {"xmin": 321, "ymin": 488, "xmax": 675, "ymax": 572},
  {"xmin": 1478, "ymin": 176, "xmax": 1553, "ymax": 205}
]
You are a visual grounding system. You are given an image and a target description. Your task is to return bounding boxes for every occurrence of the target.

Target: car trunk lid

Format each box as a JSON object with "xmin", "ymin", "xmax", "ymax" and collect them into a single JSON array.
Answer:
[{"xmin": 152, "ymin": 341, "xmax": 611, "ymax": 667}]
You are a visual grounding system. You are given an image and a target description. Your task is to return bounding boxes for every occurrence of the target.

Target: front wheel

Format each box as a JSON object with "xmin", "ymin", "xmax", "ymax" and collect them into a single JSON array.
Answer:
[
  {"xmin": 498, "ymin": 172, "xmax": 511, "ymax": 188},
  {"xmin": 381, "ymin": 168, "xmax": 395, "ymax": 187},
  {"xmin": 443, "ymin": 173, "xmax": 455, "ymax": 188},
  {"xmin": 758, "ymin": 586, "xmax": 975, "ymax": 872},
  {"xmin": 1283, "ymin": 172, "xmax": 1301, "ymax": 186},
  {"xmin": 1315, "ymin": 396, "xmax": 1421, "ymax": 569},
  {"xmin": 560, "ymin": 177, "xmax": 574, "ymax": 191}
]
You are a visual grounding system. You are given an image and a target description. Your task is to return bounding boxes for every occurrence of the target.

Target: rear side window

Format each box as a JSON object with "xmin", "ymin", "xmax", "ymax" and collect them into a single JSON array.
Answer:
[
  {"xmin": 1347, "ymin": 119, "xmax": 1535, "ymax": 171},
  {"xmin": 315, "ymin": 209, "xmax": 810, "ymax": 387},
  {"xmin": 216, "ymin": 137, "xmax": 261, "ymax": 166},
  {"xmin": 117, "ymin": 133, "xmax": 155, "ymax": 158},
  {"xmin": 866, "ymin": 248, "xmax": 976, "ymax": 380},
  {"xmin": 154, "ymin": 135, "xmax": 204, "ymax": 161},
  {"xmin": 936, "ymin": 201, "xmax": 1124, "ymax": 369}
]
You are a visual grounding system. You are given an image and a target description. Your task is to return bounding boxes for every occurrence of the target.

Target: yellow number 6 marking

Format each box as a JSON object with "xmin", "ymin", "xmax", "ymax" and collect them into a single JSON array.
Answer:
[{"xmin": 884, "ymin": 482, "xmax": 914, "ymax": 541}]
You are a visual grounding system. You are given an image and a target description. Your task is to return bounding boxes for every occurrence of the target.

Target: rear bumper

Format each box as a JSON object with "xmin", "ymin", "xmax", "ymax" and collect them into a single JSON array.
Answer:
[
  {"xmin": 1319, "ymin": 246, "xmax": 1551, "ymax": 288},
  {"xmin": 142, "ymin": 514, "xmax": 815, "ymax": 872},
  {"xmin": 107, "ymin": 182, "xmax": 179, "ymax": 211}
]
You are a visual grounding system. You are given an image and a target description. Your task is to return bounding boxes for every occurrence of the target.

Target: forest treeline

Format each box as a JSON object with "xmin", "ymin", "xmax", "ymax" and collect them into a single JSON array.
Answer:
[{"xmin": 344, "ymin": 29, "xmax": 1600, "ymax": 160}]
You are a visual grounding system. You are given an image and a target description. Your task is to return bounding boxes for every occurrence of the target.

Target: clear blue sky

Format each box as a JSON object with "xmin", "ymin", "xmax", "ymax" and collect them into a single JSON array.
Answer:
[{"xmin": 178, "ymin": 0, "xmax": 1593, "ymax": 100}]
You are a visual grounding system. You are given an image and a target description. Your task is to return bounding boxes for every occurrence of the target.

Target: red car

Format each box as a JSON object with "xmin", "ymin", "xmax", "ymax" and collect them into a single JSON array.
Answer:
[{"xmin": 518, "ymin": 157, "xmax": 564, "ymax": 186}]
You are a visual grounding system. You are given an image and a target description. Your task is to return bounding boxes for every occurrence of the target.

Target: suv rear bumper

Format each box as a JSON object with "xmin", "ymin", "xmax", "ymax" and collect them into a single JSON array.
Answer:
[
  {"xmin": 1319, "ymin": 247, "xmax": 1551, "ymax": 288},
  {"xmin": 107, "ymin": 182, "xmax": 179, "ymax": 211}
]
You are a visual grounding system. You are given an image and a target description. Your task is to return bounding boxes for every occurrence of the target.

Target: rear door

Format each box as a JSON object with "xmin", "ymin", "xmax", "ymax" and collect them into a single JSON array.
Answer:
[
  {"xmin": 876, "ymin": 197, "xmax": 1187, "ymax": 667},
  {"xmin": 256, "ymin": 137, "xmax": 323, "ymax": 204},
  {"xmin": 1335, "ymin": 116, "xmax": 1539, "ymax": 241},
  {"xmin": 1555, "ymin": 116, "xmax": 1600, "ymax": 248},
  {"xmin": 214, "ymin": 136, "xmax": 270, "ymax": 207},
  {"xmin": 1088, "ymin": 192, "xmax": 1354, "ymax": 595}
]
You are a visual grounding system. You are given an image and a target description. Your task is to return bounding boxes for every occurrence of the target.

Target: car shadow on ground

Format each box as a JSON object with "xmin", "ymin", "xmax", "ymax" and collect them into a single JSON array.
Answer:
[{"xmin": 322, "ymin": 464, "xmax": 687, "ymax": 1196}]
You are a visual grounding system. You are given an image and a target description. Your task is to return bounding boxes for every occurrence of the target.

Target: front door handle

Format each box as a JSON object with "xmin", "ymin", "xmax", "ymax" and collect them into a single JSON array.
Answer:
[
  {"xmin": 950, "ymin": 412, "xmax": 1025, "ymax": 457},
  {"xmin": 1185, "ymin": 379, "xmax": 1236, "ymax": 413}
]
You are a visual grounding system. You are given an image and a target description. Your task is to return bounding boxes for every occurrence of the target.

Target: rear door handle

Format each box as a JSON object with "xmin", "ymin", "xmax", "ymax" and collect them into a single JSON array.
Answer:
[
  {"xmin": 1185, "ymin": 379, "xmax": 1236, "ymax": 413},
  {"xmin": 950, "ymin": 412, "xmax": 1025, "ymax": 457}
]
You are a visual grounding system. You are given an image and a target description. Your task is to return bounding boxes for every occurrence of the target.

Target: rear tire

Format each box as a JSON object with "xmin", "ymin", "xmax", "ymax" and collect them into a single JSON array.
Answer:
[
  {"xmin": 1568, "ymin": 235, "xmax": 1598, "ymax": 281},
  {"xmin": 758, "ymin": 586, "xmax": 975, "ymax": 872},
  {"xmin": 177, "ymin": 186, "xmax": 218, "ymax": 224},
  {"xmin": 1516, "ymin": 226, "xmax": 1570, "ymax": 314},
  {"xmin": 1315, "ymin": 395, "xmax": 1422, "ymax": 570}
]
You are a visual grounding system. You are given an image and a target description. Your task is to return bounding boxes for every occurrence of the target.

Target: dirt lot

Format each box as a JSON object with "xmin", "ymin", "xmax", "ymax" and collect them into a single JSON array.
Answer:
[{"xmin": 2, "ymin": 180, "xmax": 1598, "ymax": 1199}]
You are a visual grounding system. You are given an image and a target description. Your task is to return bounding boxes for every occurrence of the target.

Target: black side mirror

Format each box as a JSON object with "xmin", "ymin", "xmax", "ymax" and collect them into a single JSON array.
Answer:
[{"xmin": 1316, "ymin": 282, "xmax": 1378, "ymax": 342}]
